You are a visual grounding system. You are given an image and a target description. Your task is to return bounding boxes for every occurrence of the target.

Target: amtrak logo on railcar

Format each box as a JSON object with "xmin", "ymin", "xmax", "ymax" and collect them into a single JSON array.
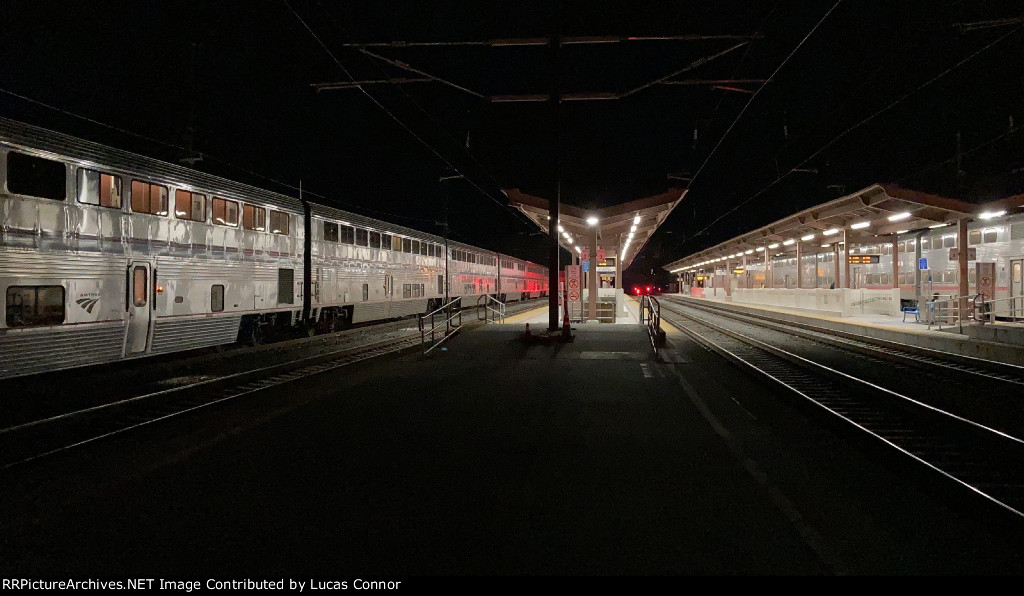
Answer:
[{"xmin": 76, "ymin": 292, "xmax": 100, "ymax": 314}]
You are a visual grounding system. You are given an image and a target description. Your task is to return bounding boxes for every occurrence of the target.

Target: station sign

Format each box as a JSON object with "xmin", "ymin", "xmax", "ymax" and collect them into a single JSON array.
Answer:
[
  {"xmin": 596, "ymin": 248, "xmax": 605, "ymax": 262},
  {"xmin": 565, "ymin": 265, "xmax": 581, "ymax": 305},
  {"xmin": 918, "ymin": 258, "xmax": 928, "ymax": 270},
  {"xmin": 732, "ymin": 268, "xmax": 745, "ymax": 274},
  {"xmin": 596, "ymin": 266, "xmax": 615, "ymax": 273},
  {"xmin": 949, "ymin": 247, "xmax": 977, "ymax": 261},
  {"xmin": 581, "ymin": 261, "xmax": 590, "ymax": 273},
  {"xmin": 848, "ymin": 254, "xmax": 880, "ymax": 264},
  {"xmin": 976, "ymin": 262, "xmax": 996, "ymax": 300},
  {"xmin": 581, "ymin": 247, "xmax": 590, "ymax": 261}
]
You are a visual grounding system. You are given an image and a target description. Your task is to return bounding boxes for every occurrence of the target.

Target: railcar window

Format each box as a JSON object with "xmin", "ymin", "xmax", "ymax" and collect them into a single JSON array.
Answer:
[
  {"xmin": 369, "ymin": 231, "xmax": 381, "ymax": 248},
  {"xmin": 356, "ymin": 228, "xmax": 368, "ymax": 247},
  {"xmin": 362, "ymin": 283, "xmax": 369, "ymax": 301},
  {"xmin": 6, "ymin": 285, "xmax": 65, "ymax": 327},
  {"xmin": 403, "ymin": 238, "xmax": 412, "ymax": 253},
  {"xmin": 381, "ymin": 233, "xmax": 392, "ymax": 250},
  {"xmin": 403, "ymin": 284, "xmax": 411, "ymax": 299},
  {"xmin": 969, "ymin": 230, "xmax": 981, "ymax": 245},
  {"xmin": 437, "ymin": 275, "xmax": 444, "ymax": 295},
  {"xmin": 340, "ymin": 225, "xmax": 354, "ymax": 244},
  {"xmin": 411, "ymin": 240, "xmax": 420, "ymax": 254},
  {"xmin": 969, "ymin": 269, "xmax": 976, "ymax": 284},
  {"xmin": 175, "ymin": 190, "xmax": 207, "ymax": 222},
  {"xmin": 242, "ymin": 203, "xmax": 266, "ymax": 231},
  {"xmin": 130, "ymin": 181, "xmax": 168, "ymax": 216},
  {"xmin": 6, "ymin": 152, "xmax": 66, "ymax": 201},
  {"xmin": 211, "ymin": 285, "xmax": 224, "ymax": 312},
  {"xmin": 323, "ymin": 221, "xmax": 339, "ymax": 242},
  {"xmin": 278, "ymin": 268, "xmax": 294, "ymax": 304},
  {"xmin": 412, "ymin": 284, "xmax": 420, "ymax": 298},
  {"xmin": 269, "ymin": 210, "xmax": 290, "ymax": 235},
  {"xmin": 77, "ymin": 169, "xmax": 122, "ymax": 209},
  {"xmin": 133, "ymin": 267, "xmax": 147, "ymax": 307},
  {"xmin": 420, "ymin": 242, "xmax": 427, "ymax": 256},
  {"xmin": 943, "ymin": 235, "xmax": 956, "ymax": 249},
  {"xmin": 919, "ymin": 237, "xmax": 930, "ymax": 250},
  {"xmin": 212, "ymin": 198, "xmax": 239, "ymax": 226},
  {"xmin": 983, "ymin": 228, "xmax": 997, "ymax": 243}
]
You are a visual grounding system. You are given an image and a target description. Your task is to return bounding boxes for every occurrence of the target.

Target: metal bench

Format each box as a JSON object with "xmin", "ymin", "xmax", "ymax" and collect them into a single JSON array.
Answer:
[{"xmin": 902, "ymin": 306, "xmax": 920, "ymax": 322}]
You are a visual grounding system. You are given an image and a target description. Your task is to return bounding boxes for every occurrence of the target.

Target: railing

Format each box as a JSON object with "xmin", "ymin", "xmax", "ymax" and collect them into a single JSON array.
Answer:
[
  {"xmin": 595, "ymin": 300, "xmax": 616, "ymax": 323},
  {"xmin": 973, "ymin": 295, "xmax": 1024, "ymax": 324},
  {"xmin": 639, "ymin": 295, "xmax": 665, "ymax": 360},
  {"xmin": 418, "ymin": 297, "xmax": 463, "ymax": 354},
  {"xmin": 926, "ymin": 294, "xmax": 961, "ymax": 331},
  {"xmin": 477, "ymin": 294, "xmax": 506, "ymax": 324}
]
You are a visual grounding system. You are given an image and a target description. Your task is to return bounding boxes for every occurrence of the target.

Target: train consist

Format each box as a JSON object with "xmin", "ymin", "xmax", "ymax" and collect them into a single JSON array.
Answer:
[{"xmin": 0, "ymin": 118, "xmax": 548, "ymax": 379}]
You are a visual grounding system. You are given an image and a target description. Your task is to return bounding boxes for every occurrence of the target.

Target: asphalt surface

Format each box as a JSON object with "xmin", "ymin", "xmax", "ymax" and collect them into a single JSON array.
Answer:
[{"xmin": 1, "ymin": 317, "xmax": 1022, "ymax": 575}]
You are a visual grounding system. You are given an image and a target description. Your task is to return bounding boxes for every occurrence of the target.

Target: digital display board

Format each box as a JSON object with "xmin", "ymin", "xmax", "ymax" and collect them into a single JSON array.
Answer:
[{"xmin": 848, "ymin": 254, "xmax": 880, "ymax": 264}]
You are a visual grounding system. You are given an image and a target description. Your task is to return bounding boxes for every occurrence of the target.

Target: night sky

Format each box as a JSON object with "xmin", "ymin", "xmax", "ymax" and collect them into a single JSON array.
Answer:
[{"xmin": 2, "ymin": 1, "xmax": 1021, "ymax": 285}]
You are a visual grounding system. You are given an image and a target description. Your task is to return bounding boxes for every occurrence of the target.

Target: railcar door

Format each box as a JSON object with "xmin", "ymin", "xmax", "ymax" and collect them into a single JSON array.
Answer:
[
  {"xmin": 1012, "ymin": 259, "xmax": 1023, "ymax": 319},
  {"xmin": 125, "ymin": 261, "xmax": 153, "ymax": 354}
]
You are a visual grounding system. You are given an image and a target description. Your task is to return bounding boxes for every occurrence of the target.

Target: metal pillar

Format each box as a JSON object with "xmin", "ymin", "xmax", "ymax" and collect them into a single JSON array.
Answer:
[
  {"xmin": 958, "ymin": 218, "xmax": 969, "ymax": 320},
  {"xmin": 832, "ymin": 242, "xmax": 840, "ymax": 289},
  {"xmin": 588, "ymin": 232, "xmax": 598, "ymax": 320},
  {"xmin": 796, "ymin": 242, "xmax": 803, "ymax": 289},
  {"xmin": 914, "ymin": 231, "xmax": 923, "ymax": 305},
  {"xmin": 614, "ymin": 254, "xmax": 622, "ymax": 289},
  {"xmin": 547, "ymin": 33, "xmax": 561, "ymax": 331},
  {"xmin": 891, "ymin": 233, "xmax": 899, "ymax": 290},
  {"xmin": 843, "ymin": 230, "xmax": 851, "ymax": 289}
]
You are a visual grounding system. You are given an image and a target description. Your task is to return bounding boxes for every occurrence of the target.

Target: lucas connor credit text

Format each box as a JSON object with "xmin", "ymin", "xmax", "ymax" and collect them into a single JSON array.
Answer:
[{"xmin": 2, "ymin": 579, "xmax": 402, "ymax": 591}]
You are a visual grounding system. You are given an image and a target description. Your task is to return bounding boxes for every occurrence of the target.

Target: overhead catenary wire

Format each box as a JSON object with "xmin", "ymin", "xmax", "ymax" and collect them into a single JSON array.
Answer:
[
  {"xmin": 674, "ymin": 21, "xmax": 1022, "ymax": 253},
  {"xmin": 287, "ymin": 0, "xmax": 540, "ymax": 233}
]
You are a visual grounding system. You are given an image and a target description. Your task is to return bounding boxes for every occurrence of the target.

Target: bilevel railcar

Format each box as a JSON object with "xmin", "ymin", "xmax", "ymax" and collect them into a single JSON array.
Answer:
[{"xmin": 0, "ymin": 118, "xmax": 547, "ymax": 379}]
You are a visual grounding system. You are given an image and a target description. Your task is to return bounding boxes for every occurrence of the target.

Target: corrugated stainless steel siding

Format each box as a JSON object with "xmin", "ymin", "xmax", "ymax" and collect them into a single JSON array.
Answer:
[
  {"xmin": 0, "ymin": 323, "xmax": 125, "ymax": 378},
  {"xmin": 149, "ymin": 315, "xmax": 241, "ymax": 354},
  {"xmin": 0, "ymin": 247, "xmax": 124, "ymax": 278}
]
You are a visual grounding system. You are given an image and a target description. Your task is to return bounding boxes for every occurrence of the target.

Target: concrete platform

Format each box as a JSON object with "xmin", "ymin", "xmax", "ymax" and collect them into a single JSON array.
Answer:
[{"xmin": 671, "ymin": 294, "xmax": 1024, "ymax": 367}]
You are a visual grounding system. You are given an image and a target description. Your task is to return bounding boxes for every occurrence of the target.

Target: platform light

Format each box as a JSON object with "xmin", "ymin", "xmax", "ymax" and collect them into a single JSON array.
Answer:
[
  {"xmin": 801, "ymin": 234, "xmax": 815, "ymax": 241},
  {"xmin": 756, "ymin": 247, "xmax": 765, "ymax": 252},
  {"xmin": 851, "ymin": 221, "xmax": 870, "ymax": 229},
  {"xmin": 768, "ymin": 243, "xmax": 780, "ymax": 249},
  {"xmin": 630, "ymin": 224, "xmax": 637, "ymax": 232},
  {"xmin": 633, "ymin": 215, "xmax": 641, "ymax": 225},
  {"xmin": 567, "ymin": 238, "xmax": 573, "ymax": 245},
  {"xmin": 628, "ymin": 232, "xmax": 634, "ymax": 239},
  {"xmin": 929, "ymin": 223, "xmax": 950, "ymax": 228},
  {"xmin": 896, "ymin": 230, "xmax": 908, "ymax": 234},
  {"xmin": 744, "ymin": 250, "xmax": 754, "ymax": 254},
  {"xmin": 979, "ymin": 210, "xmax": 1006, "ymax": 220},
  {"xmin": 887, "ymin": 212, "xmax": 910, "ymax": 222},
  {"xmin": 823, "ymin": 228, "xmax": 839, "ymax": 236},
  {"xmin": 575, "ymin": 246, "xmax": 581, "ymax": 252},
  {"xmin": 783, "ymin": 239, "xmax": 796, "ymax": 246},
  {"xmin": 557, "ymin": 225, "xmax": 564, "ymax": 233},
  {"xmin": 586, "ymin": 215, "xmax": 599, "ymax": 226},
  {"xmin": 821, "ymin": 243, "xmax": 831, "ymax": 248}
]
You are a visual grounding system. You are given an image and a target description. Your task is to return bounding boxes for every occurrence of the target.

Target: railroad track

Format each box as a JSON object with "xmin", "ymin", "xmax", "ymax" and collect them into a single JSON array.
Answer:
[
  {"xmin": 0, "ymin": 300, "xmax": 543, "ymax": 471},
  {"xmin": 658, "ymin": 300, "xmax": 1024, "ymax": 520}
]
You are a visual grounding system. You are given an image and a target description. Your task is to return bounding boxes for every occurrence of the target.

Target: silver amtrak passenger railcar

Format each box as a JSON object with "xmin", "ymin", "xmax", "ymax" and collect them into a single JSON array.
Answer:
[{"xmin": 0, "ymin": 118, "xmax": 547, "ymax": 379}]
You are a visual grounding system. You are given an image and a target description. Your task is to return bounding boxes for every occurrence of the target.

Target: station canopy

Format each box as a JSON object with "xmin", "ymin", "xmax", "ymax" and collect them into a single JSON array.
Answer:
[
  {"xmin": 663, "ymin": 183, "xmax": 1024, "ymax": 274},
  {"xmin": 506, "ymin": 187, "xmax": 686, "ymax": 270}
]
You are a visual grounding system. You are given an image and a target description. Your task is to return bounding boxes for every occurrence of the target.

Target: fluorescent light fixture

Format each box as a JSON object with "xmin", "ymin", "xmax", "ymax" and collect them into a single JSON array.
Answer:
[
  {"xmin": 821, "ymin": 244, "xmax": 831, "ymax": 248},
  {"xmin": 801, "ymin": 234, "xmax": 815, "ymax": 241},
  {"xmin": 896, "ymin": 230, "xmax": 908, "ymax": 234},
  {"xmin": 768, "ymin": 243, "xmax": 780, "ymax": 249},
  {"xmin": 783, "ymin": 239, "xmax": 796, "ymax": 246},
  {"xmin": 557, "ymin": 225, "xmax": 564, "ymax": 233},
  {"xmin": 633, "ymin": 215, "xmax": 641, "ymax": 225},
  {"xmin": 887, "ymin": 212, "xmax": 910, "ymax": 222},
  {"xmin": 744, "ymin": 250, "xmax": 754, "ymax": 254},
  {"xmin": 823, "ymin": 228, "xmax": 839, "ymax": 236},
  {"xmin": 979, "ymin": 210, "xmax": 1006, "ymax": 220},
  {"xmin": 575, "ymin": 246, "xmax": 581, "ymax": 252},
  {"xmin": 630, "ymin": 225, "xmax": 637, "ymax": 232},
  {"xmin": 929, "ymin": 223, "xmax": 950, "ymax": 228},
  {"xmin": 567, "ymin": 238, "xmax": 573, "ymax": 245},
  {"xmin": 586, "ymin": 216, "xmax": 599, "ymax": 226},
  {"xmin": 851, "ymin": 221, "xmax": 870, "ymax": 229},
  {"xmin": 756, "ymin": 247, "xmax": 765, "ymax": 252}
]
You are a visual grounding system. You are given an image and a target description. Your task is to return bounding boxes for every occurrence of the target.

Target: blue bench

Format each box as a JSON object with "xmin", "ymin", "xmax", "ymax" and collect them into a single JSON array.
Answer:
[{"xmin": 902, "ymin": 306, "xmax": 920, "ymax": 322}]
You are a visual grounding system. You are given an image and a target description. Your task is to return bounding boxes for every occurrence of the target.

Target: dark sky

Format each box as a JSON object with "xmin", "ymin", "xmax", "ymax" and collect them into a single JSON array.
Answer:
[{"xmin": 1, "ymin": 1, "xmax": 1022, "ymax": 282}]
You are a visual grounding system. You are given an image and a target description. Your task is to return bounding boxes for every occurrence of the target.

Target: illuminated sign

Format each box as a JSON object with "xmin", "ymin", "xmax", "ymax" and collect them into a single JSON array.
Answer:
[
  {"xmin": 732, "ymin": 268, "xmax": 745, "ymax": 274},
  {"xmin": 696, "ymin": 275, "xmax": 707, "ymax": 281},
  {"xmin": 848, "ymin": 255, "xmax": 880, "ymax": 264}
]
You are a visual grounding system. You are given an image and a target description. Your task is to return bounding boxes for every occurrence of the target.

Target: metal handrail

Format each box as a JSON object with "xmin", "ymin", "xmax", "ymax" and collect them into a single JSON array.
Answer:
[
  {"xmin": 974, "ymin": 295, "xmax": 1024, "ymax": 324},
  {"xmin": 639, "ymin": 295, "xmax": 665, "ymax": 360},
  {"xmin": 926, "ymin": 294, "xmax": 961, "ymax": 331},
  {"xmin": 477, "ymin": 294, "xmax": 506, "ymax": 324},
  {"xmin": 418, "ymin": 297, "xmax": 463, "ymax": 354}
]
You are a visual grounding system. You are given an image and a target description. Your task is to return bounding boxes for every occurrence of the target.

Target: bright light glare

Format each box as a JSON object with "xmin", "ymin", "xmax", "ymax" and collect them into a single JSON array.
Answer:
[
  {"xmin": 823, "ymin": 228, "xmax": 839, "ymax": 236},
  {"xmin": 887, "ymin": 212, "xmax": 910, "ymax": 222},
  {"xmin": 768, "ymin": 243, "xmax": 779, "ymax": 249},
  {"xmin": 801, "ymin": 234, "xmax": 815, "ymax": 241},
  {"xmin": 783, "ymin": 239, "xmax": 796, "ymax": 245},
  {"xmin": 633, "ymin": 215, "xmax": 641, "ymax": 225},
  {"xmin": 586, "ymin": 216, "xmax": 599, "ymax": 226},
  {"xmin": 979, "ymin": 210, "xmax": 1006, "ymax": 220},
  {"xmin": 851, "ymin": 221, "xmax": 870, "ymax": 229}
]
